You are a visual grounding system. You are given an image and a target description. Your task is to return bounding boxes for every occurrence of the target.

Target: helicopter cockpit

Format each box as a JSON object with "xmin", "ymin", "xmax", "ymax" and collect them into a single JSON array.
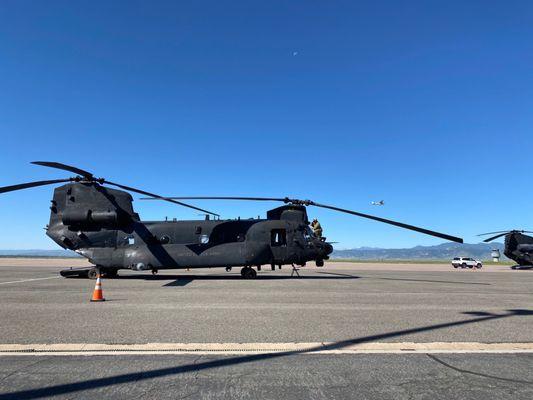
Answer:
[{"xmin": 303, "ymin": 225, "xmax": 316, "ymax": 241}]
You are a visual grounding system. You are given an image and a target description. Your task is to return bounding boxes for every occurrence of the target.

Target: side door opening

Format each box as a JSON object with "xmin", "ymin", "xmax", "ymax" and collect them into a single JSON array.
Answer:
[
  {"xmin": 271, "ymin": 229, "xmax": 287, "ymax": 246},
  {"xmin": 270, "ymin": 229, "xmax": 288, "ymax": 263}
]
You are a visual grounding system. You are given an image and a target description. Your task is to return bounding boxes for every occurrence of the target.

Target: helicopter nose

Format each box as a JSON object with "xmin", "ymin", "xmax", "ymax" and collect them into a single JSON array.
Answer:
[{"xmin": 324, "ymin": 243, "xmax": 333, "ymax": 255}]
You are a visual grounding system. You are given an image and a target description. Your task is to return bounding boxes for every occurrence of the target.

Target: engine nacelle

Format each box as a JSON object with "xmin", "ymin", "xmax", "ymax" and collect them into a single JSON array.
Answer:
[{"xmin": 61, "ymin": 209, "xmax": 118, "ymax": 226}]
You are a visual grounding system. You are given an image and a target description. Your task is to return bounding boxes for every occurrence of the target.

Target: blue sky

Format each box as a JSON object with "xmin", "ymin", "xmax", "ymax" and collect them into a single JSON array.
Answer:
[{"xmin": 1, "ymin": 1, "xmax": 532, "ymax": 249}]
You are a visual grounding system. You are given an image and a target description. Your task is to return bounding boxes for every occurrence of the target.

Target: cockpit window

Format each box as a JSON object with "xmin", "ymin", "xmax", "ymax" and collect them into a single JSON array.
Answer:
[{"xmin": 304, "ymin": 226, "xmax": 316, "ymax": 239}]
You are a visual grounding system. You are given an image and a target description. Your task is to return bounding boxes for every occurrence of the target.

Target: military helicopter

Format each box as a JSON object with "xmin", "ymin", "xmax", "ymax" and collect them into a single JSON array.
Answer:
[
  {"xmin": 478, "ymin": 230, "xmax": 533, "ymax": 269},
  {"xmin": 0, "ymin": 162, "xmax": 463, "ymax": 279}
]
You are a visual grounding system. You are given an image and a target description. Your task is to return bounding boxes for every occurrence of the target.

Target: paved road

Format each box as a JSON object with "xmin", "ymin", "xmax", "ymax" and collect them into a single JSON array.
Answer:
[
  {"xmin": 0, "ymin": 260, "xmax": 531, "ymax": 399},
  {"xmin": 0, "ymin": 262, "xmax": 531, "ymax": 343},
  {"xmin": 0, "ymin": 354, "xmax": 532, "ymax": 399}
]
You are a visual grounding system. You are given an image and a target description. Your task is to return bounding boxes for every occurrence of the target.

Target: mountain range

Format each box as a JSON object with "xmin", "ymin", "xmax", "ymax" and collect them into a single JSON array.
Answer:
[
  {"xmin": 0, "ymin": 242, "xmax": 507, "ymax": 261},
  {"xmin": 0, "ymin": 249, "xmax": 80, "ymax": 258},
  {"xmin": 331, "ymin": 242, "xmax": 507, "ymax": 260}
]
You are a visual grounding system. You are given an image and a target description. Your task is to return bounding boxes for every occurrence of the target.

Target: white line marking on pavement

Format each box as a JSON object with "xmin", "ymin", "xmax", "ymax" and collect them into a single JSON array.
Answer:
[
  {"xmin": 1, "ymin": 342, "xmax": 532, "ymax": 356},
  {"xmin": 0, "ymin": 276, "xmax": 60, "ymax": 285}
]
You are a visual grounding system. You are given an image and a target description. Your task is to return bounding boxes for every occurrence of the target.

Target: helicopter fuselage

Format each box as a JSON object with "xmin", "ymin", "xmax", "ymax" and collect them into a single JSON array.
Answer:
[
  {"xmin": 504, "ymin": 232, "xmax": 533, "ymax": 266},
  {"xmin": 46, "ymin": 183, "xmax": 332, "ymax": 272}
]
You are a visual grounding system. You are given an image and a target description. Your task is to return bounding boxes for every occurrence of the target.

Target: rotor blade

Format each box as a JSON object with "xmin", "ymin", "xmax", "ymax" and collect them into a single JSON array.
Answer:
[
  {"xmin": 478, "ymin": 230, "xmax": 512, "ymax": 236},
  {"xmin": 479, "ymin": 230, "xmax": 533, "ymax": 237},
  {"xmin": 104, "ymin": 181, "xmax": 220, "ymax": 217},
  {"xmin": 312, "ymin": 202, "xmax": 463, "ymax": 243},
  {"xmin": 31, "ymin": 161, "xmax": 93, "ymax": 179},
  {"xmin": 140, "ymin": 196, "xmax": 287, "ymax": 202},
  {"xmin": 0, "ymin": 179, "xmax": 71, "ymax": 194},
  {"xmin": 139, "ymin": 196, "xmax": 462, "ymax": 242},
  {"xmin": 483, "ymin": 232, "xmax": 509, "ymax": 243}
]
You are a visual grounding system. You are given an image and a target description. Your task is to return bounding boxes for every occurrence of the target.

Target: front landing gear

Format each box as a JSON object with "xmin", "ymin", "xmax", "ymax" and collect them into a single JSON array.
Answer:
[{"xmin": 240, "ymin": 266, "xmax": 257, "ymax": 279}]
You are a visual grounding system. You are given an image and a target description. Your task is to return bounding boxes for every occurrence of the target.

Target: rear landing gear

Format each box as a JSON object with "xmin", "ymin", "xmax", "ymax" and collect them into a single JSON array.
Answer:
[
  {"xmin": 105, "ymin": 268, "xmax": 119, "ymax": 278},
  {"xmin": 240, "ymin": 266, "xmax": 257, "ymax": 279}
]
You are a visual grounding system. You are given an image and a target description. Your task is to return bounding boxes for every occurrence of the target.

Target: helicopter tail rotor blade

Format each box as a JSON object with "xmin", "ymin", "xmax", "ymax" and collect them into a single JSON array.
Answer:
[
  {"xmin": 0, "ymin": 179, "xmax": 72, "ymax": 194},
  {"xmin": 104, "ymin": 181, "xmax": 220, "ymax": 217},
  {"xmin": 31, "ymin": 161, "xmax": 94, "ymax": 179},
  {"xmin": 311, "ymin": 202, "xmax": 463, "ymax": 243}
]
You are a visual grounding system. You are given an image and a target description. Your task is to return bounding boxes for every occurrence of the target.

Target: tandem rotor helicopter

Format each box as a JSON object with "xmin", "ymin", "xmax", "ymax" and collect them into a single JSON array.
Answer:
[
  {"xmin": 478, "ymin": 230, "xmax": 533, "ymax": 270},
  {"xmin": 0, "ymin": 162, "xmax": 463, "ymax": 279}
]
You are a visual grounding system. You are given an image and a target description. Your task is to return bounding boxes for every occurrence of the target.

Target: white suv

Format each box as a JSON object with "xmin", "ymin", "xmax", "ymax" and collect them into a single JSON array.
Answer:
[{"xmin": 452, "ymin": 257, "xmax": 482, "ymax": 269}]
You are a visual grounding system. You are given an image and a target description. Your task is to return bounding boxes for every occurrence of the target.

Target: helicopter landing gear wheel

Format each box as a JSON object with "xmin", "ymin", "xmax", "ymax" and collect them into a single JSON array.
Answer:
[
  {"xmin": 240, "ymin": 267, "xmax": 257, "ymax": 279},
  {"xmin": 87, "ymin": 268, "xmax": 97, "ymax": 280},
  {"xmin": 105, "ymin": 268, "xmax": 119, "ymax": 279}
]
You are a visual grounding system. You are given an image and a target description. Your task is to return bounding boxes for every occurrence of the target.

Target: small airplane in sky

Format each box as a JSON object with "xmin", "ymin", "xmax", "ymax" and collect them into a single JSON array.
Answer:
[{"xmin": 371, "ymin": 200, "xmax": 384, "ymax": 206}]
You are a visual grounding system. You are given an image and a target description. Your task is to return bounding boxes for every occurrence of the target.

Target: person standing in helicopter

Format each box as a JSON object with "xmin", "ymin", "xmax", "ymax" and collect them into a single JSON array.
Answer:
[{"xmin": 311, "ymin": 218, "xmax": 323, "ymax": 238}]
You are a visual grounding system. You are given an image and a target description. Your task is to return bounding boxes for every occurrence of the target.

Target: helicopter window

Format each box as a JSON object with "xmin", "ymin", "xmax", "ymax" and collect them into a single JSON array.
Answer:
[
  {"xmin": 126, "ymin": 236, "xmax": 135, "ymax": 245},
  {"xmin": 195, "ymin": 226, "xmax": 202, "ymax": 234},
  {"xmin": 271, "ymin": 229, "xmax": 287, "ymax": 247},
  {"xmin": 199, "ymin": 234, "xmax": 209, "ymax": 244}
]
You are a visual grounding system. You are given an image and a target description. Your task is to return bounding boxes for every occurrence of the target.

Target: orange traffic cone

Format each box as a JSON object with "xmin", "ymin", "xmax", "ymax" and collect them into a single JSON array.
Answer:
[{"xmin": 90, "ymin": 273, "xmax": 105, "ymax": 302}]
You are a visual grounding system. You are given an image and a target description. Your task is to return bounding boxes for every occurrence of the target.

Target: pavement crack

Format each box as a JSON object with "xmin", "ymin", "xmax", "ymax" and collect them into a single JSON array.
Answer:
[
  {"xmin": 0, "ymin": 356, "xmax": 51, "ymax": 383},
  {"xmin": 426, "ymin": 354, "xmax": 533, "ymax": 385},
  {"xmin": 191, "ymin": 355, "xmax": 202, "ymax": 380}
]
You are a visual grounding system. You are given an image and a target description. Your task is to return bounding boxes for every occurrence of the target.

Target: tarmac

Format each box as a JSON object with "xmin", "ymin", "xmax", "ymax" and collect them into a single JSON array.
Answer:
[{"xmin": 0, "ymin": 259, "xmax": 532, "ymax": 399}]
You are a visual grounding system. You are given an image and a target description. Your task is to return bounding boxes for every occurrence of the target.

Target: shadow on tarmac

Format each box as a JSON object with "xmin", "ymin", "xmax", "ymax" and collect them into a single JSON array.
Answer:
[
  {"xmin": 0, "ymin": 309, "xmax": 531, "ymax": 399},
  {"xmin": 108, "ymin": 273, "xmax": 361, "ymax": 287},
  {"xmin": 64, "ymin": 269, "xmax": 492, "ymax": 286},
  {"xmin": 317, "ymin": 271, "xmax": 491, "ymax": 286},
  {"xmin": 161, "ymin": 274, "xmax": 361, "ymax": 286}
]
